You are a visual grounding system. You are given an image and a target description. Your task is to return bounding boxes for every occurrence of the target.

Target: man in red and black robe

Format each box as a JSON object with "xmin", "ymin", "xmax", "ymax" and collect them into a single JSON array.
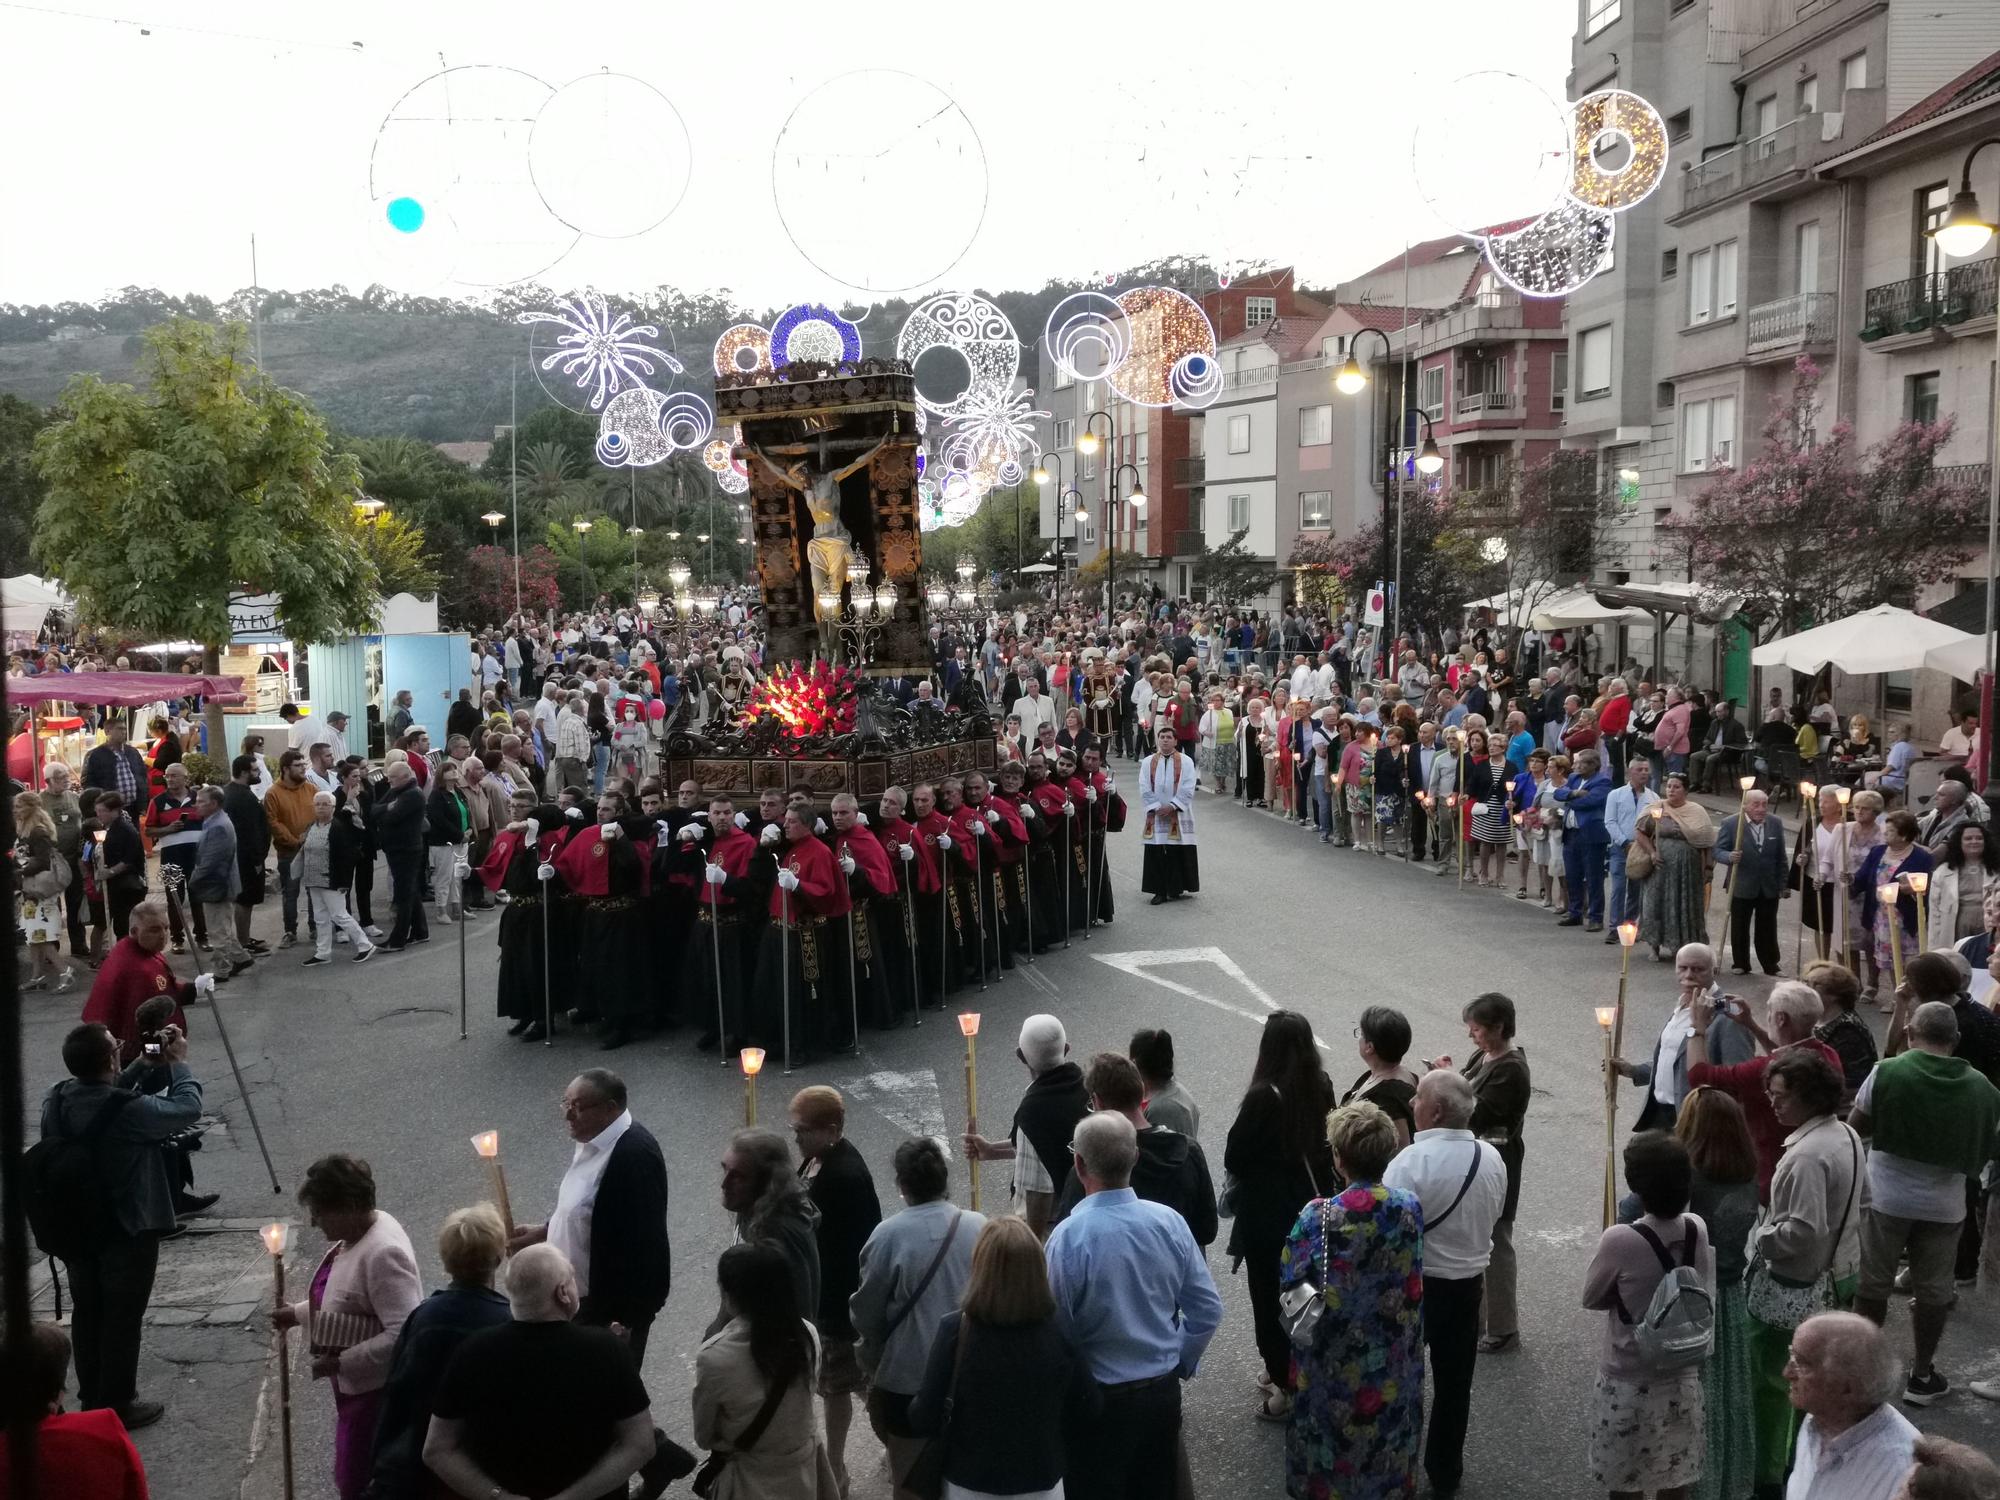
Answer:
[
  {"xmin": 994, "ymin": 761, "xmax": 1053, "ymax": 956},
  {"xmin": 476, "ymin": 790, "xmax": 566, "ymax": 1040},
  {"xmin": 554, "ymin": 789, "xmax": 653, "ymax": 1049},
  {"xmin": 756, "ymin": 806, "xmax": 851, "ymax": 1061},
  {"xmin": 829, "ymin": 793, "xmax": 907, "ymax": 1031},
  {"xmin": 676, "ymin": 792, "xmax": 765, "ymax": 1052},
  {"xmin": 965, "ymin": 770, "xmax": 1029, "ymax": 966},
  {"xmin": 908, "ymin": 783, "xmax": 964, "ymax": 1005},
  {"xmin": 1023, "ymin": 756, "xmax": 1073, "ymax": 949}
]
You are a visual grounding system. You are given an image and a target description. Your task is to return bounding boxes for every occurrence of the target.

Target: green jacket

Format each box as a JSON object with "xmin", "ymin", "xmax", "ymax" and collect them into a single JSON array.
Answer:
[{"xmin": 1870, "ymin": 1049, "xmax": 2000, "ymax": 1178}]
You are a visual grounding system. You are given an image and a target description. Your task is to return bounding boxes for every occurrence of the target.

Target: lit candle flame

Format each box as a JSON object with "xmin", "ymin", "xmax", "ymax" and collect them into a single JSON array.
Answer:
[
  {"xmin": 261, "ymin": 1222, "xmax": 289, "ymax": 1255},
  {"xmin": 958, "ymin": 1012, "xmax": 981, "ymax": 1037},
  {"xmin": 470, "ymin": 1130, "xmax": 499, "ymax": 1159},
  {"xmin": 740, "ymin": 1047, "xmax": 766, "ymax": 1077},
  {"xmin": 1595, "ymin": 1006, "xmax": 1617, "ymax": 1029}
]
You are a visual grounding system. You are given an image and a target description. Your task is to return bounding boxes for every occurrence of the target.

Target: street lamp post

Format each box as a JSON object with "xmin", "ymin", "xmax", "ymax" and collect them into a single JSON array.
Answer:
[
  {"xmin": 1080, "ymin": 410, "xmax": 1116, "ymax": 623},
  {"xmin": 1112, "ymin": 462, "xmax": 1146, "ymax": 610},
  {"xmin": 1927, "ymin": 136, "xmax": 2000, "ymax": 800},
  {"xmin": 1060, "ymin": 486, "xmax": 1083, "ymax": 600},
  {"xmin": 1033, "ymin": 451, "xmax": 1068, "ymax": 596},
  {"xmin": 1334, "ymin": 326, "xmax": 1408, "ymax": 647}
]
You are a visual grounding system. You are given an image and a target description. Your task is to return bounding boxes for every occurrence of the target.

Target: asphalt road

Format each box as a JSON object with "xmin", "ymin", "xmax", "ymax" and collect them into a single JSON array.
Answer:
[{"xmin": 23, "ymin": 786, "xmax": 1999, "ymax": 1500}]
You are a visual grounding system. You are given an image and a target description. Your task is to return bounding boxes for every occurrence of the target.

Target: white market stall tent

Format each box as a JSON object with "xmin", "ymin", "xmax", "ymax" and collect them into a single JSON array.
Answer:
[
  {"xmin": 1, "ymin": 574, "xmax": 69, "ymax": 635},
  {"xmin": 1751, "ymin": 603, "xmax": 1976, "ymax": 676}
]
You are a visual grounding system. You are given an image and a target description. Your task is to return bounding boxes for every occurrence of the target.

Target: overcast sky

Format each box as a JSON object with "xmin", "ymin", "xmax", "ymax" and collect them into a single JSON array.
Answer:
[{"xmin": 0, "ymin": 0, "xmax": 1577, "ymax": 307}]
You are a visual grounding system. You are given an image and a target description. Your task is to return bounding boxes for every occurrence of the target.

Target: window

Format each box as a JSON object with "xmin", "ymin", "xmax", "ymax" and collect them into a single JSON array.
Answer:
[
  {"xmin": 1661, "ymin": 247, "xmax": 1679, "ymax": 279},
  {"xmin": 1681, "ymin": 394, "xmax": 1738, "ymax": 472},
  {"xmin": 1686, "ymin": 240, "xmax": 1737, "ymax": 324},
  {"xmin": 1920, "ymin": 182, "xmax": 1952, "ymax": 277},
  {"xmin": 1188, "ymin": 417, "xmax": 1205, "ymax": 458},
  {"xmin": 1080, "ymin": 511, "xmax": 1096, "ymax": 543},
  {"xmin": 1299, "ymin": 404, "xmax": 1332, "ymax": 446},
  {"xmin": 1796, "ymin": 221, "xmax": 1820, "ymax": 294},
  {"xmin": 1054, "ymin": 418, "xmax": 1074, "ymax": 449},
  {"xmin": 1585, "ymin": 0, "xmax": 1621, "ymax": 37},
  {"xmin": 1419, "ymin": 364, "xmax": 1446, "ymax": 416},
  {"xmin": 1687, "ymin": 246, "xmax": 1713, "ymax": 323},
  {"xmin": 1667, "ymin": 108, "xmax": 1692, "ymax": 142},
  {"xmin": 1657, "ymin": 379, "xmax": 1676, "ymax": 408},
  {"xmin": 1245, "ymin": 296, "xmax": 1277, "ymax": 326},
  {"xmin": 1753, "ymin": 95, "xmax": 1779, "ymax": 149},
  {"xmin": 1079, "ymin": 455, "xmax": 1097, "ymax": 481},
  {"xmin": 1055, "ymin": 363, "xmax": 1073, "ymax": 390},
  {"xmin": 1228, "ymin": 494, "xmax": 1250, "ymax": 530},
  {"xmin": 1227, "ymin": 414, "xmax": 1251, "ymax": 453},
  {"xmin": 1191, "ymin": 492, "xmax": 1205, "ymax": 531},
  {"xmin": 1578, "ymin": 325, "xmax": 1612, "ymax": 399},
  {"xmin": 1798, "ymin": 75, "xmax": 1818, "ymax": 115},
  {"xmin": 1299, "ymin": 491, "xmax": 1332, "ymax": 530},
  {"xmin": 1841, "ymin": 52, "xmax": 1867, "ymax": 99},
  {"xmin": 1908, "ymin": 372, "xmax": 1941, "ymax": 424},
  {"xmin": 1322, "ymin": 333, "xmax": 1350, "ymax": 362},
  {"xmin": 1551, "ymin": 350, "xmax": 1569, "ymax": 411}
]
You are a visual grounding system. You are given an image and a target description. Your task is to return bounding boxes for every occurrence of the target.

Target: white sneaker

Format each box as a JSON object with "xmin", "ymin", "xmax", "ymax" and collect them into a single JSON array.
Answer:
[
  {"xmin": 1970, "ymin": 1379, "xmax": 2000, "ymax": 1402},
  {"xmin": 364, "ymin": 926, "xmax": 385, "ymax": 941}
]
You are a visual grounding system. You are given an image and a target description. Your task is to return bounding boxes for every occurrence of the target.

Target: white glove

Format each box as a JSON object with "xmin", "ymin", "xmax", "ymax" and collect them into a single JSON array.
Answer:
[
  {"xmin": 898, "ymin": 842, "xmax": 916, "ymax": 862},
  {"xmin": 523, "ymin": 818, "xmax": 541, "ymax": 844},
  {"xmin": 1106, "ymin": 778, "xmax": 1116, "ymax": 795},
  {"xmin": 565, "ymin": 807, "xmax": 583, "ymax": 820},
  {"xmin": 453, "ymin": 861, "xmax": 471, "ymax": 879},
  {"xmin": 760, "ymin": 824, "xmax": 781, "ymax": 846},
  {"xmin": 656, "ymin": 826, "xmax": 673, "ymax": 848},
  {"xmin": 536, "ymin": 862, "xmax": 556, "ymax": 882},
  {"xmin": 1085, "ymin": 787, "xmax": 1098, "ymax": 803},
  {"xmin": 814, "ymin": 817, "xmax": 828, "ymax": 835},
  {"xmin": 937, "ymin": 833, "xmax": 954, "ymax": 851},
  {"xmin": 193, "ymin": 972, "xmax": 215, "ymax": 996},
  {"xmin": 840, "ymin": 853, "xmax": 856, "ymax": 875},
  {"xmin": 600, "ymin": 822, "xmax": 622, "ymax": 840},
  {"xmin": 855, "ymin": 811, "xmax": 870, "ymax": 827},
  {"xmin": 777, "ymin": 867, "xmax": 801, "ymax": 892},
  {"xmin": 1064, "ymin": 802, "xmax": 1076, "ymax": 818},
  {"xmin": 704, "ymin": 862, "xmax": 727, "ymax": 886},
  {"xmin": 678, "ymin": 823, "xmax": 702, "ymax": 842},
  {"xmin": 969, "ymin": 818, "xmax": 987, "ymax": 836},
  {"xmin": 734, "ymin": 810, "xmax": 750, "ymax": 829}
]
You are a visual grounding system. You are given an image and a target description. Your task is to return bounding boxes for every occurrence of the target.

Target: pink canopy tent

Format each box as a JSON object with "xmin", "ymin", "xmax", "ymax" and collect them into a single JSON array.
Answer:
[{"xmin": 6, "ymin": 670, "xmax": 246, "ymax": 786}]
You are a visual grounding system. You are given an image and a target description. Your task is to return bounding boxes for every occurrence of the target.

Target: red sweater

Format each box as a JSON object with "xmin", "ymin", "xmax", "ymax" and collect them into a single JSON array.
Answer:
[
  {"xmin": 1689, "ymin": 1038, "xmax": 1844, "ymax": 1202},
  {"xmin": 81, "ymin": 938, "xmax": 189, "ymax": 1064}
]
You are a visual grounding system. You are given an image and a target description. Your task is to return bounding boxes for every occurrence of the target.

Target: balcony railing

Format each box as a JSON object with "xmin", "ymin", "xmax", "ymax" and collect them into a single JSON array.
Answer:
[
  {"xmin": 1860, "ymin": 260, "xmax": 1999, "ymax": 342},
  {"xmin": 1933, "ymin": 463, "xmax": 1992, "ymax": 496},
  {"xmin": 1681, "ymin": 115, "xmax": 1821, "ymax": 214},
  {"xmin": 1746, "ymin": 291, "xmax": 1837, "ymax": 353},
  {"xmin": 1171, "ymin": 529, "xmax": 1204, "ymax": 556},
  {"xmin": 1174, "ymin": 457, "xmax": 1205, "ymax": 485},
  {"xmin": 1222, "ymin": 365, "xmax": 1277, "ymax": 390},
  {"xmin": 1453, "ymin": 391, "xmax": 1519, "ymax": 419}
]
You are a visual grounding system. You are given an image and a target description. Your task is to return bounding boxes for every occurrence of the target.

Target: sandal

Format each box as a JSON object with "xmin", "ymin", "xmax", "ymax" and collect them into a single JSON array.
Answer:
[
  {"xmin": 1255, "ymin": 1391, "xmax": 1293, "ymax": 1422},
  {"xmin": 1477, "ymin": 1332, "xmax": 1518, "ymax": 1354}
]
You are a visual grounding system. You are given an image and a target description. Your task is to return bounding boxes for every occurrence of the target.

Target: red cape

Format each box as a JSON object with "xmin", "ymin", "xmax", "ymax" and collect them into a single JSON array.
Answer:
[
  {"xmin": 833, "ymin": 826, "xmax": 897, "ymax": 899},
  {"xmin": 81, "ymin": 937, "xmax": 188, "ymax": 1061},
  {"xmin": 770, "ymin": 833, "xmax": 850, "ymax": 920}
]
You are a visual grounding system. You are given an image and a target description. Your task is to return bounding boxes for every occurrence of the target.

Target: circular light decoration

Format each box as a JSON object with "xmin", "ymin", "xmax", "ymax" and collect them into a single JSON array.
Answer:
[
  {"xmin": 595, "ymin": 387, "xmax": 713, "ymax": 468},
  {"xmin": 941, "ymin": 387, "xmax": 1048, "ymax": 485},
  {"xmin": 1045, "ymin": 291, "xmax": 1131, "ymax": 385},
  {"xmin": 771, "ymin": 70, "xmax": 988, "ymax": 293},
  {"xmin": 1107, "ymin": 286, "xmax": 1219, "ymax": 409},
  {"xmin": 702, "ymin": 437, "xmax": 734, "ymax": 473},
  {"xmin": 712, "ymin": 323, "xmax": 774, "ymax": 379},
  {"xmin": 770, "ymin": 303, "xmax": 861, "ymax": 369},
  {"xmin": 368, "ymin": 64, "xmax": 579, "ymax": 289},
  {"xmin": 896, "ymin": 292, "xmax": 1021, "ymax": 420},
  {"xmin": 528, "ymin": 72, "xmax": 692, "ymax": 239},
  {"xmin": 1484, "ymin": 201, "xmax": 1616, "ymax": 298},
  {"xmin": 997, "ymin": 457, "xmax": 1025, "ymax": 486},
  {"xmin": 1567, "ymin": 89, "xmax": 1668, "ymax": 212},
  {"xmin": 1411, "ymin": 71, "xmax": 1572, "ymax": 239},
  {"xmin": 717, "ymin": 468, "xmax": 749, "ymax": 495},
  {"xmin": 1170, "ymin": 350, "xmax": 1224, "ymax": 410},
  {"xmin": 516, "ymin": 292, "xmax": 681, "ymax": 411}
]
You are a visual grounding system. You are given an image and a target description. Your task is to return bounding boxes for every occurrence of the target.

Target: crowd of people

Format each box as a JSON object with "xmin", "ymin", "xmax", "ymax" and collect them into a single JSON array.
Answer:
[{"xmin": 13, "ymin": 587, "xmax": 2000, "ymax": 1500}]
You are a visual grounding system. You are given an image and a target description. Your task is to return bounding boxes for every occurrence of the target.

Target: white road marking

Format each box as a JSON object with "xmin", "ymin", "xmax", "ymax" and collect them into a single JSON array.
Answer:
[
  {"xmin": 837, "ymin": 1066, "xmax": 953, "ymax": 1159},
  {"xmin": 1018, "ymin": 963, "xmax": 1061, "ymax": 999},
  {"xmin": 1092, "ymin": 945, "xmax": 1326, "ymax": 1046}
]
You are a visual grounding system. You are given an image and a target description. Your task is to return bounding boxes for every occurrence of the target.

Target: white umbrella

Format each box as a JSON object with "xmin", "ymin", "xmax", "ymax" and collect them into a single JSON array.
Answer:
[
  {"xmin": 2, "ymin": 574, "xmax": 68, "ymax": 634},
  {"xmin": 1528, "ymin": 588, "xmax": 1650, "ymax": 631},
  {"xmin": 1922, "ymin": 632, "xmax": 1989, "ymax": 683},
  {"xmin": 1020, "ymin": 562, "xmax": 1058, "ymax": 574},
  {"xmin": 1750, "ymin": 603, "xmax": 1976, "ymax": 675}
]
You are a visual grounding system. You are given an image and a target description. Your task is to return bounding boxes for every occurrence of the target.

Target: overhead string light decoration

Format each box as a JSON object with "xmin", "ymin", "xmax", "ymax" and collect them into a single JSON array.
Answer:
[
  {"xmin": 896, "ymin": 293, "xmax": 1021, "ymax": 420},
  {"xmin": 516, "ymin": 292, "xmax": 681, "ymax": 410},
  {"xmin": 1568, "ymin": 89, "xmax": 1669, "ymax": 212},
  {"xmin": 1043, "ymin": 287, "xmax": 1219, "ymax": 409},
  {"xmin": 769, "ymin": 303, "xmax": 862, "ymax": 368},
  {"xmin": 595, "ymin": 388, "xmax": 714, "ymax": 468},
  {"xmin": 713, "ymin": 323, "xmax": 774, "ymax": 378},
  {"xmin": 1485, "ymin": 202, "xmax": 1616, "ymax": 298}
]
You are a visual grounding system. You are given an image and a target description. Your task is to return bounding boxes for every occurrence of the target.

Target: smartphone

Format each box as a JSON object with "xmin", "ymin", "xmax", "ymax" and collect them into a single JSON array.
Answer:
[{"xmin": 143, "ymin": 1041, "xmax": 163, "ymax": 1059}]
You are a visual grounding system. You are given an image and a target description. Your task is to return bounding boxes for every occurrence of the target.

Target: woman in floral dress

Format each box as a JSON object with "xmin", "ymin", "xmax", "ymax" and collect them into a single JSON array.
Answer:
[{"xmin": 1279, "ymin": 1099, "xmax": 1424, "ymax": 1500}]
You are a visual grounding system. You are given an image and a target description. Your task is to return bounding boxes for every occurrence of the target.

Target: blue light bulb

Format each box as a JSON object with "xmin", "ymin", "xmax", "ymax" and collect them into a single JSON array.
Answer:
[{"xmin": 385, "ymin": 197, "xmax": 425, "ymax": 234}]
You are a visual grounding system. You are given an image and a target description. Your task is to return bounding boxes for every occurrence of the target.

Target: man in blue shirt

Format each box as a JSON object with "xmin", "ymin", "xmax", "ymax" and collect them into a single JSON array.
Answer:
[
  {"xmin": 1440, "ymin": 688, "xmax": 1468, "ymax": 730},
  {"xmin": 1046, "ymin": 1111, "xmax": 1221, "ymax": 1500},
  {"xmin": 1602, "ymin": 757, "xmax": 1660, "ymax": 937},
  {"xmin": 1554, "ymin": 746, "xmax": 1615, "ymax": 929}
]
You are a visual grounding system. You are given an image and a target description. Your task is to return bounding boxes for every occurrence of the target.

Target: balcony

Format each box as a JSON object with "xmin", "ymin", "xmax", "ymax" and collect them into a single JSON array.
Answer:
[
  {"xmin": 1452, "ymin": 391, "xmax": 1521, "ymax": 423},
  {"xmin": 1174, "ymin": 457, "xmax": 1206, "ymax": 486},
  {"xmin": 1934, "ymin": 463, "xmax": 1992, "ymax": 497},
  {"xmin": 1222, "ymin": 364, "xmax": 1277, "ymax": 391},
  {"xmin": 1171, "ymin": 529, "xmax": 1204, "ymax": 556},
  {"xmin": 1745, "ymin": 291, "xmax": 1837, "ymax": 355},
  {"xmin": 1860, "ymin": 260, "xmax": 1999, "ymax": 344},
  {"xmin": 1403, "ymin": 290, "xmax": 1527, "ymax": 353},
  {"xmin": 1680, "ymin": 115, "xmax": 1823, "ymax": 215}
]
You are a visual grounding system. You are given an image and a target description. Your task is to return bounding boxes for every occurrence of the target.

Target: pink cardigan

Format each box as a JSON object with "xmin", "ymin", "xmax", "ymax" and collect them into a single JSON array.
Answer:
[{"xmin": 286, "ymin": 1210, "xmax": 423, "ymax": 1395}]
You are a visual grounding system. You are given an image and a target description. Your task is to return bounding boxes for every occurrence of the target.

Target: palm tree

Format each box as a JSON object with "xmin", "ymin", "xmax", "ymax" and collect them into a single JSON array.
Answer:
[{"xmin": 515, "ymin": 441, "xmax": 589, "ymax": 509}]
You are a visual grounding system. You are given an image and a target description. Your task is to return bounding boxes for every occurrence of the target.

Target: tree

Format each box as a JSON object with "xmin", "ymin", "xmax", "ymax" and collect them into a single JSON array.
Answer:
[
  {"xmin": 0, "ymin": 394, "xmax": 49, "ymax": 576},
  {"xmin": 1076, "ymin": 546, "xmax": 1149, "ymax": 593},
  {"xmin": 33, "ymin": 319, "xmax": 379, "ymax": 748},
  {"xmin": 1440, "ymin": 449, "xmax": 1628, "ymax": 642},
  {"xmin": 1191, "ymin": 527, "xmax": 1281, "ymax": 606},
  {"xmin": 922, "ymin": 481, "xmax": 1041, "ymax": 580},
  {"xmin": 442, "ymin": 543, "xmax": 562, "ymax": 627},
  {"xmin": 355, "ymin": 508, "xmax": 440, "ymax": 598},
  {"xmin": 1664, "ymin": 356, "xmax": 1984, "ymax": 642},
  {"xmin": 1289, "ymin": 483, "xmax": 1471, "ymax": 639}
]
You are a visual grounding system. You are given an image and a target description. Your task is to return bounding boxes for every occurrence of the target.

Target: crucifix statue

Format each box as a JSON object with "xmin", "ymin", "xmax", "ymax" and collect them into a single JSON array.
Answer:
[{"xmin": 749, "ymin": 432, "xmax": 891, "ymax": 621}]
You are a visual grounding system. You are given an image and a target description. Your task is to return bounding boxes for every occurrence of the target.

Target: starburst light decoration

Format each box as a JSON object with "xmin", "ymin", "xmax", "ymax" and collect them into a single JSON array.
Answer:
[
  {"xmin": 896, "ymin": 292, "xmax": 1021, "ymax": 420},
  {"xmin": 940, "ymin": 386, "xmax": 1048, "ymax": 487},
  {"xmin": 516, "ymin": 292, "xmax": 683, "ymax": 410}
]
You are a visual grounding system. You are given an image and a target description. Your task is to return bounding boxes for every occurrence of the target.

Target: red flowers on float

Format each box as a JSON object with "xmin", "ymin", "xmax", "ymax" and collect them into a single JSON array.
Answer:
[{"xmin": 742, "ymin": 659, "xmax": 860, "ymax": 739}]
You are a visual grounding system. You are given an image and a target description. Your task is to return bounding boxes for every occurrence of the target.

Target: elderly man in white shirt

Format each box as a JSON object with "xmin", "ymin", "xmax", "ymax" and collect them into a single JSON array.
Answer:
[
  {"xmin": 1382, "ymin": 1070, "xmax": 1508, "ymax": 1499},
  {"xmin": 1784, "ymin": 1312, "xmax": 1918, "ymax": 1500}
]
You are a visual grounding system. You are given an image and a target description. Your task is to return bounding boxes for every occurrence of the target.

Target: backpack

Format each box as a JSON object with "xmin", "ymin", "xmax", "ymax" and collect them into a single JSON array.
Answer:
[
  {"xmin": 1617, "ymin": 1220, "xmax": 1714, "ymax": 1373},
  {"xmin": 24, "ymin": 1087, "xmax": 137, "ymax": 1261}
]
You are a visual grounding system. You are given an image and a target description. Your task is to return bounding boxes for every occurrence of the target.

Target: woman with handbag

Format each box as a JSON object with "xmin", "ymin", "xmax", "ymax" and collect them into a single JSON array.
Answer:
[
  {"xmin": 13, "ymin": 791, "xmax": 71, "ymax": 992},
  {"xmin": 1743, "ymin": 1050, "xmax": 1861, "ymax": 1496},
  {"xmin": 1223, "ymin": 1011, "xmax": 1336, "ymax": 1421},
  {"xmin": 1276, "ymin": 1101, "xmax": 1423, "ymax": 1500},
  {"xmin": 693, "ymin": 1243, "xmax": 840, "ymax": 1500},
  {"xmin": 906, "ymin": 1217, "xmax": 1099, "ymax": 1500}
]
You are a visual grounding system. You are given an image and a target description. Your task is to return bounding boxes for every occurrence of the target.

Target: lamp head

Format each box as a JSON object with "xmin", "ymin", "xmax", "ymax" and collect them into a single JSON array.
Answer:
[
  {"xmin": 1906, "ymin": 871, "xmax": 1930, "ymax": 895},
  {"xmin": 1877, "ymin": 882, "xmax": 1900, "ymax": 906},
  {"xmin": 1416, "ymin": 438, "xmax": 1445, "ymax": 475},
  {"xmin": 1077, "ymin": 430, "xmax": 1101, "ymax": 456},
  {"xmin": 572, "ymin": 518, "xmax": 592, "ymax": 533},
  {"xmin": 1739, "ymin": 775, "xmax": 1756, "ymax": 792},
  {"xmin": 1618, "ymin": 921, "xmax": 1638, "ymax": 948},
  {"xmin": 873, "ymin": 583, "xmax": 898, "ymax": 615},
  {"xmin": 666, "ymin": 558, "xmax": 693, "ymax": 590},
  {"xmin": 1932, "ymin": 187, "xmax": 1998, "ymax": 258},
  {"xmin": 1333, "ymin": 355, "xmax": 1368, "ymax": 396},
  {"xmin": 1595, "ymin": 1005, "xmax": 1617, "ymax": 1029},
  {"xmin": 480, "ymin": 510, "xmax": 506, "ymax": 527},
  {"xmin": 1032, "ymin": 464, "xmax": 1051, "ymax": 485},
  {"xmin": 1834, "ymin": 785, "xmax": 1851, "ymax": 806},
  {"xmin": 1128, "ymin": 480, "xmax": 1147, "ymax": 508}
]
